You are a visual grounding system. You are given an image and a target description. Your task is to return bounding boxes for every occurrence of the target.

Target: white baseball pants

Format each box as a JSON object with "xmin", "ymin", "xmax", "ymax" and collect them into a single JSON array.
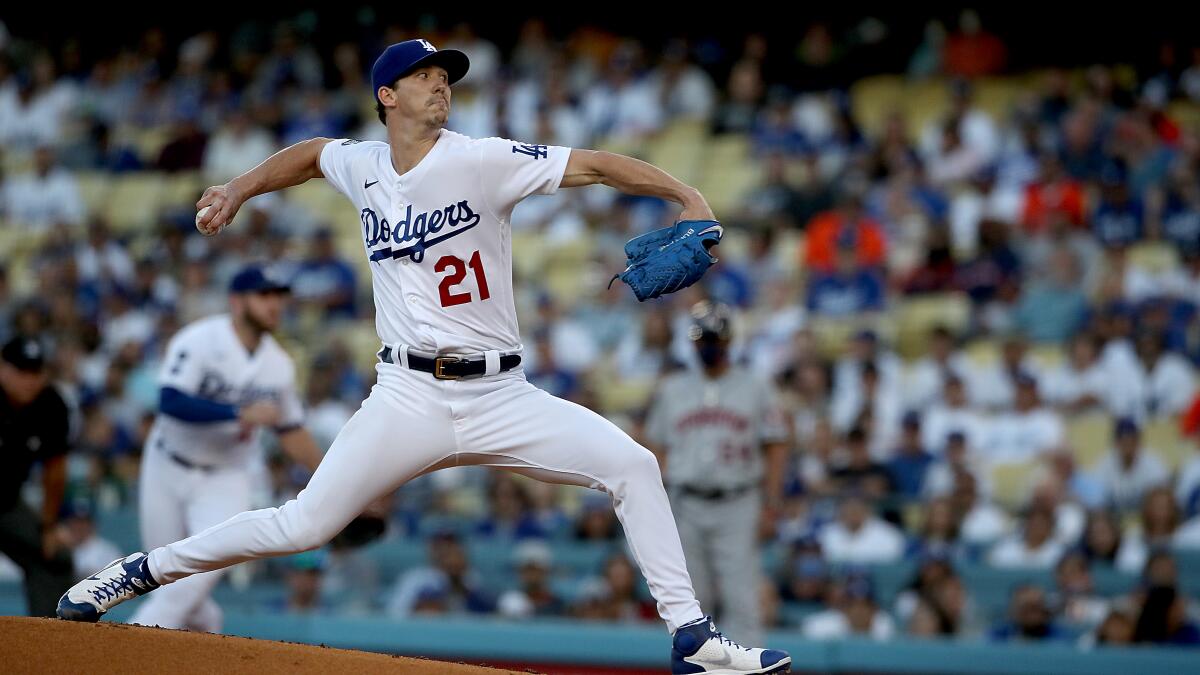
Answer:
[{"xmin": 146, "ymin": 361, "xmax": 704, "ymax": 631}]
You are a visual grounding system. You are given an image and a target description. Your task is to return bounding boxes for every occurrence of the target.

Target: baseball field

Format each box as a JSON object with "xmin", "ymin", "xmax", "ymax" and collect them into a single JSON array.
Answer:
[{"xmin": 0, "ymin": 617, "xmax": 525, "ymax": 675}]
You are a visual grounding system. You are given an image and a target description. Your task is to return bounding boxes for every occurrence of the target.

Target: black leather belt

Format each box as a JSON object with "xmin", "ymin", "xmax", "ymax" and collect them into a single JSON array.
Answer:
[
  {"xmin": 168, "ymin": 452, "xmax": 217, "ymax": 472},
  {"xmin": 378, "ymin": 345, "xmax": 521, "ymax": 380},
  {"xmin": 678, "ymin": 485, "xmax": 754, "ymax": 501}
]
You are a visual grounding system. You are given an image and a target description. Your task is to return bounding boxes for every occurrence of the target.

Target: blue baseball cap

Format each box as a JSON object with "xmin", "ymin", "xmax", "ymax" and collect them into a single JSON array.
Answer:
[
  {"xmin": 229, "ymin": 265, "xmax": 291, "ymax": 294},
  {"xmin": 1115, "ymin": 417, "xmax": 1140, "ymax": 437},
  {"xmin": 371, "ymin": 39, "xmax": 470, "ymax": 100}
]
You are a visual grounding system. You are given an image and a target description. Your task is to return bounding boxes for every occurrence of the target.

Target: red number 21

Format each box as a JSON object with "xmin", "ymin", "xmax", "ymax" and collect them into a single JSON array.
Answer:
[{"xmin": 435, "ymin": 251, "xmax": 491, "ymax": 308}]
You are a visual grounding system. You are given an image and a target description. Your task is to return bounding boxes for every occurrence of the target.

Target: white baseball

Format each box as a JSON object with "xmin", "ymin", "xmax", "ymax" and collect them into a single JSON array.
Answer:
[{"xmin": 196, "ymin": 205, "xmax": 226, "ymax": 236}]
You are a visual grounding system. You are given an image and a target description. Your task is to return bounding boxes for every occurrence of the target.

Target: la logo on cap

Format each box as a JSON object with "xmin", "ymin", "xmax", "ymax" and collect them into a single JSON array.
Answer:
[{"xmin": 417, "ymin": 39, "xmax": 436, "ymax": 52}]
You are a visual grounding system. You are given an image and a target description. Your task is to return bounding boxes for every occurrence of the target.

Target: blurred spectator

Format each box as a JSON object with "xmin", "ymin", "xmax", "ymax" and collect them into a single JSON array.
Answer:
[
  {"xmin": 991, "ymin": 585, "xmax": 1067, "ymax": 642},
  {"xmin": 525, "ymin": 329, "xmax": 579, "ymax": 401},
  {"xmin": 74, "ymin": 219, "xmax": 135, "ymax": 293},
  {"xmin": 303, "ymin": 359, "xmax": 354, "ymax": 453},
  {"xmin": 806, "ymin": 244, "xmax": 886, "ymax": 317},
  {"xmin": 281, "ymin": 551, "xmax": 329, "ymax": 615},
  {"xmin": 1095, "ymin": 418, "xmax": 1170, "ymax": 515},
  {"xmin": 712, "ymin": 53, "xmax": 765, "ymax": 134},
  {"xmin": 384, "ymin": 531, "xmax": 495, "ymax": 617},
  {"xmin": 908, "ymin": 497, "xmax": 965, "ymax": 560},
  {"xmin": 886, "ymin": 413, "xmax": 934, "ymax": 498},
  {"xmin": 573, "ymin": 553, "xmax": 657, "ymax": 623},
  {"xmin": 444, "ymin": 24, "xmax": 501, "ymax": 86},
  {"xmin": 0, "ymin": 55, "xmax": 75, "ymax": 150},
  {"xmin": 61, "ymin": 501, "xmax": 121, "ymax": 580},
  {"xmin": 953, "ymin": 470, "xmax": 1011, "ymax": 547},
  {"xmin": 831, "ymin": 364, "xmax": 903, "ymax": 455},
  {"xmin": 922, "ymin": 379, "xmax": 987, "ymax": 455},
  {"xmin": 1013, "ymin": 247, "xmax": 1088, "ymax": 343},
  {"xmin": 647, "ymin": 40, "xmax": 716, "ymax": 123},
  {"xmin": 980, "ymin": 373, "xmax": 1064, "ymax": 463},
  {"xmin": 988, "ymin": 507, "xmax": 1065, "ymax": 569},
  {"xmin": 819, "ymin": 495, "xmax": 905, "ymax": 564},
  {"xmin": 802, "ymin": 574, "xmax": 897, "ymax": 641},
  {"xmin": 742, "ymin": 154, "xmax": 807, "ymax": 229},
  {"xmin": 1094, "ymin": 609, "xmax": 1137, "ymax": 646},
  {"xmin": 1134, "ymin": 586, "xmax": 1200, "ymax": 647},
  {"xmin": 156, "ymin": 118, "xmax": 207, "ymax": 171},
  {"xmin": 1041, "ymin": 333, "xmax": 1121, "ymax": 416},
  {"xmin": 474, "ymin": 474, "xmax": 546, "ymax": 541},
  {"xmin": 202, "ymin": 110, "xmax": 277, "ymax": 184},
  {"xmin": 1080, "ymin": 509, "xmax": 1146, "ymax": 573},
  {"xmin": 1130, "ymin": 331, "xmax": 1196, "ymax": 419},
  {"xmin": 573, "ymin": 492, "xmax": 620, "ymax": 542},
  {"xmin": 1135, "ymin": 487, "xmax": 1192, "ymax": 552},
  {"xmin": 943, "ymin": 10, "xmax": 1007, "ymax": 77},
  {"xmin": 804, "ymin": 183, "xmax": 888, "ymax": 273},
  {"xmin": 780, "ymin": 537, "xmax": 830, "ymax": 606},
  {"xmin": 1093, "ymin": 169, "xmax": 1144, "ymax": 246},
  {"xmin": 829, "ymin": 427, "xmax": 893, "ymax": 500},
  {"xmin": 289, "ymin": 228, "xmax": 357, "ymax": 320},
  {"xmin": 525, "ymin": 294, "xmax": 599, "ymax": 375},
  {"xmin": 1021, "ymin": 154, "xmax": 1086, "ymax": 234},
  {"xmin": 1, "ymin": 145, "xmax": 85, "ymax": 231},
  {"xmin": 497, "ymin": 540, "xmax": 565, "ymax": 619},
  {"xmin": 581, "ymin": 43, "xmax": 662, "ymax": 142},
  {"xmin": 905, "ymin": 326, "xmax": 969, "ymax": 410},
  {"xmin": 1052, "ymin": 550, "xmax": 1110, "ymax": 631}
]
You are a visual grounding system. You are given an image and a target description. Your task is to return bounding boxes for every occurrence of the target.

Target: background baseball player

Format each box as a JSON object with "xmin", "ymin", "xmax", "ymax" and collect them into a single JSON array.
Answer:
[
  {"xmin": 57, "ymin": 39, "xmax": 791, "ymax": 675},
  {"xmin": 645, "ymin": 302, "xmax": 790, "ymax": 646},
  {"xmin": 127, "ymin": 265, "xmax": 323, "ymax": 631}
]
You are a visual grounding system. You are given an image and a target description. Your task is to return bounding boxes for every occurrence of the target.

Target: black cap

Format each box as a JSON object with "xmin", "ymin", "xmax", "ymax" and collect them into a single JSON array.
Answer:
[
  {"xmin": 229, "ymin": 265, "xmax": 291, "ymax": 294},
  {"xmin": 1, "ymin": 336, "xmax": 47, "ymax": 372}
]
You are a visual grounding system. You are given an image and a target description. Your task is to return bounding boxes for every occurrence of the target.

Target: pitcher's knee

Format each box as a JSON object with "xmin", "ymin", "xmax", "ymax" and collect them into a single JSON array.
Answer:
[
  {"xmin": 275, "ymin": 502, "xmax": 331, "ymax": 552},
  {"xmin": 611, "ymin": 444, "xmax": 664, "ymax": 488}
]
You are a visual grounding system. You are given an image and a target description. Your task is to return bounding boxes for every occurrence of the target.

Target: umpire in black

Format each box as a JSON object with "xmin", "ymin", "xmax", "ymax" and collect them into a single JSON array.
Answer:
[{"xmin": 0, "ymin": 336, "xmax": 75, "ymax": 616}]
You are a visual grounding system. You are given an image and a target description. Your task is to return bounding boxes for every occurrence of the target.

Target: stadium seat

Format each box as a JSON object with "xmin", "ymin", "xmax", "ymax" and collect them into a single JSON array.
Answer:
[
  {"xmin": 1029, "ymin": 344, "xmax": 1065, "ymax": 370},
  {"xmin": 893, "ymin": 293, "xmax": 971, "ymax": 359},
  {"xmin": 1066, "ymin": 414, "xmax": 1111, "ymax": 469},
  {"xmin": 1129, "ymin": 241, "xmax": 1181, "ymax": 274},
  {"xmin": 1144, "ymin": 417, "xmax": 1193, "ymax": 470},
  {"xmin": 989, "ymin": 460, "xmax": 1039, "ymax": 508},
  {"xmin": 103, "ymin": 174, "xmax": 167, "ymax": 233},
  {"xmin": 75, "ymin": 171, "xmax": 114, "ymax": 218},
  {"xmin": 849, "ymin": 75, "xmax": 906, "ymax": 138},
  {"xmin": 964, "ymin": 339, "xmax": 1000, "ymax": 366}
]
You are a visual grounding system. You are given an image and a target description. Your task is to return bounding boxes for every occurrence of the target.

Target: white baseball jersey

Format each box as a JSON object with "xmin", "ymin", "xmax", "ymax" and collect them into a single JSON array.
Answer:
[
  {"xmin": 318, "ymin": 131, "xmax": 570, "ymax": 354},
  {"xmin": 146, "ymin": 314, "xmax": 304, "ymax": 467}
]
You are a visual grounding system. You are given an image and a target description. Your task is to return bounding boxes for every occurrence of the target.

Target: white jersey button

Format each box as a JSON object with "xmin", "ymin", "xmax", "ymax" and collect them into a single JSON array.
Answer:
[{"xmin": 407, "ymin": 294, "xmax": 418, "ymax": 304}]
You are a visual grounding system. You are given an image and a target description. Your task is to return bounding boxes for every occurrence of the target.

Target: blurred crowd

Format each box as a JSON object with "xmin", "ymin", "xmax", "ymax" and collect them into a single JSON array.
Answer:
[{"xmin": 2, "ymin": 10, "xmax": 1200, "ymax": 649}]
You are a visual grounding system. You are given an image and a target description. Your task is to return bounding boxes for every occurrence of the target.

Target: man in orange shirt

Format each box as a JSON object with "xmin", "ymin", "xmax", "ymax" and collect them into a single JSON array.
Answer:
[{"xmin": 804, "ymin": 183, "xmax": 887, "ymax": 273}]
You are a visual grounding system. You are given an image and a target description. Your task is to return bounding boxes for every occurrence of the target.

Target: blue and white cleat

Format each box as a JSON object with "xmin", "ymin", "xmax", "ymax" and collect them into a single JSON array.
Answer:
[
  {"xmin": 671, "ymin": 616, "xmax": 791, "ymax": 674},
  {"xmin": 57, "ymin": 552, "xmax": 160, "ymax": 622}
]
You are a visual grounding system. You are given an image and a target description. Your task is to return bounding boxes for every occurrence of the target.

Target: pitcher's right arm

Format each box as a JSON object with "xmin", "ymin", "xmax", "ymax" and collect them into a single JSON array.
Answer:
[{"xmin": 196, "ymin": 137, "xmax": 334, "ymax": 235}]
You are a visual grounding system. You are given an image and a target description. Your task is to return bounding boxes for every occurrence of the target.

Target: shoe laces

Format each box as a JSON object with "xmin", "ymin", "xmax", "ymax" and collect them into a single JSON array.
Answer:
[
  {"xmin": 89, "ymin": 566, "xmax": 146, "ymax": 604},
  {"xmin": 714, "ymin": 631, "xmax": 750, "ymax": 651}
]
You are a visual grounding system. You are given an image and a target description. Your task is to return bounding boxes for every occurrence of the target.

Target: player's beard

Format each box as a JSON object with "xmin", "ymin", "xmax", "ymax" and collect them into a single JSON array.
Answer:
[{"xmin": 239, "ymin": 307, "xmax": 275, "ymax": 336}]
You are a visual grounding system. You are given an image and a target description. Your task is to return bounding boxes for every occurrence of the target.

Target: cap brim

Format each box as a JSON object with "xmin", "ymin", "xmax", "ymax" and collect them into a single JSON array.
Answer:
[{"xmin": 403, "ymin": 49, "xmax": 471, "ymax": 85}]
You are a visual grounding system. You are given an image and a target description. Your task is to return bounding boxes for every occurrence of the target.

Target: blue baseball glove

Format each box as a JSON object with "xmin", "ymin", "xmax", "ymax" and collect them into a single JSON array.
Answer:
[{"xmin": 609, "ymin": 220, "xmax": 723, "ymax": 302}]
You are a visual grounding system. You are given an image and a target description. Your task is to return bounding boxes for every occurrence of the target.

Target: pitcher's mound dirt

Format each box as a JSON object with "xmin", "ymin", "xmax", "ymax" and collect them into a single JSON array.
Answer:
[{"xmin": 0, "ymin": 616, "xmax": 533, "ymax": 675}]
